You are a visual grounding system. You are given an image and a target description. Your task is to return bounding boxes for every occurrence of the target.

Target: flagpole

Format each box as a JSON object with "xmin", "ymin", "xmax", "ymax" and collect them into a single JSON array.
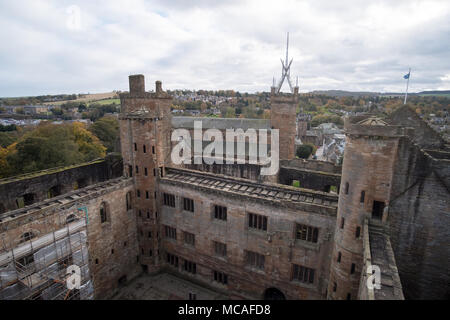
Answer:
[{"xmin": 404, "ymin": 68, "xmax": 411, "ymax": 104}]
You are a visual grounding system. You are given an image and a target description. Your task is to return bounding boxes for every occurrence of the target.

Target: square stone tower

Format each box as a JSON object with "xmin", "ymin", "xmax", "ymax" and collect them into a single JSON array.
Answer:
[
  {"xmin": 119, "ymin": 75, "xmax": 172, "ymax": 273},
  {"xmin": 270, "ymin": 86, "xmax": 299, "ymax": 160}
]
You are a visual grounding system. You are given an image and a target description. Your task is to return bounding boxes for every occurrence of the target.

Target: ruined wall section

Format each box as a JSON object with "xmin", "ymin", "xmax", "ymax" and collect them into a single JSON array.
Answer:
[
  {"xmin": 388, "ymin": 105, "xmax": 448, "ymax": 150},
  {"xmin": 279, "ymin": 159, "xmax": 342, "ymax": 192},
  {"xmin": 388, "ymin": 137, "xmax": 450, "ymax": 300},
  {"xmin": 0, "ymin": 156, "xmax": 123, "ymax": 214}
]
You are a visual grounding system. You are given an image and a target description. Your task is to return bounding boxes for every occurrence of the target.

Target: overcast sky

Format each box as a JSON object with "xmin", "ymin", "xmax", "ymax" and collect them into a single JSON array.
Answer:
[{"xmin": 1, "ymin": 0, "xmax": 450, "ymax": 97}]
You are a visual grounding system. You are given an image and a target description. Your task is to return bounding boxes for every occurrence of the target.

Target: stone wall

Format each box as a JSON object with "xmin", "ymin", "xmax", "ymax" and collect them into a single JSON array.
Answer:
[
  {"xmin": 388, "ymin": 137, "xmax": 450, "ymax": 300},
  {"xmin": 0, "ymin": 155, "xmax": 123, "ymax": 214},
  {"xmin": 156, "ymin": 168, "xmax": 338, "ymax": 299},
  {"xmin": 0, "ymin": 177, "xmax": 140, "ymax": 299}
]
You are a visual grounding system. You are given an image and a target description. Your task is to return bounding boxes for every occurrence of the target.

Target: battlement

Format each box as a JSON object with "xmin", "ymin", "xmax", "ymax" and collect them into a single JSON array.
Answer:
[{"xmin": 119, "ymin": 75, "xmax": 172, "ymax": 101}]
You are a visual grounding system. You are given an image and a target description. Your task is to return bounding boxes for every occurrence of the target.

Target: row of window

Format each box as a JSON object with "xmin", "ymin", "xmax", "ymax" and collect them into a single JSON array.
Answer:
[
  {"xmin": 166, "ymin": 252, "xmax": 228, "ymax": 284},
  {"xmin": 134, "ymin": 143, "xmax": 155, "ymax": 154},
  {"xmin": 165, "ymin": 251, "xmax": 315, "ymax": 285},
  {"xmin": 162, "ymin": 194, "xmax": 320, "ymax": 243}
]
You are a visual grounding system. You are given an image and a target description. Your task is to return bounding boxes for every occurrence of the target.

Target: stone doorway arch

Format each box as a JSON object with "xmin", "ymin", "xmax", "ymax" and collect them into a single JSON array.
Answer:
[{"xmin": 263, "ymin": 287, "xmax": 286, "ymax": 300}]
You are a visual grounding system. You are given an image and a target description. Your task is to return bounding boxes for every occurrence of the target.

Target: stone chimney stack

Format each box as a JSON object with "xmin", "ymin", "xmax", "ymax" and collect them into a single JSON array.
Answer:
[
  {"xmin": 129, "ymin": 74, "xmax": 145, "ymax": 95},
  {"xmin": 155, "ymin": 80, "xmax": 162, "ymax": 94}
]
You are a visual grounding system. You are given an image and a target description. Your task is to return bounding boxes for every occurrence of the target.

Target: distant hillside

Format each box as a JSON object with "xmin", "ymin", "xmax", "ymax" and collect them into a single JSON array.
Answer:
[
  {"xmin": 310, "ymin": 90, "xmax": 382, "ymax": 97},
  {"xmin": 309, "ymin": 89, "xmax": 450, "ymax": 97}
]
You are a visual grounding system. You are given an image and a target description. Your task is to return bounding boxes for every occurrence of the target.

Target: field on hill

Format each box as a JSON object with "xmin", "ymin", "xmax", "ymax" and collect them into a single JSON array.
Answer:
[{"xmin": 43, "ymin": 92, "xmax": 118, "ymax": 105}]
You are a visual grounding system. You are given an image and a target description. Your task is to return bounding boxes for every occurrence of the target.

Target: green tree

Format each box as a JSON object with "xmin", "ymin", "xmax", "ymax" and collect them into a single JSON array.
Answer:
[
  {"xmin": 89, "ymin": 116, "xmax": 120, "ymax": 152},
  {"xmin": 296, "ymin": 144, "xmax": 314, "ymax": 159},
  {"xmin": 1, "ymin": 122, "xmax": 106, "ymax": 178}
]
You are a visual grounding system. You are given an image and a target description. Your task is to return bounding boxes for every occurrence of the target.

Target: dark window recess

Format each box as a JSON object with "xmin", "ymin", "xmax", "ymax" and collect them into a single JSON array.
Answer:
[
  {"xmin": 337, "ymin": 252, "xmax": 341, "ymax": 263},
  {"xmin": 138, "ymin": 210, "xmax": 142, "ymax": 217},
  {"xmin": 164, "ymin": 225, "xmax": 177, "ymax": 240},
  {"xmin": 20, "ymin": 232, "xmax": 35, "ymax": 243},
  {"xmin": 372, "ymin": 201, "xmax": 385, "ymax": 220},
  {"xmin": 141, "ymin": 248, "xmax": 144, "ymax": 255},
  {"xmin": 350, "ymin": 263, "xmax": 356, "ymax": 274},
  {"xmin": 147, "ymin": 211, "xmax": 150, "ymax": 219},
  {"xmin": 137, "ymin": 190, "xmax": 141, "ymax": 198},
  {"xmin": 100, "ymin": 203, "xmax": 107, "ymax": 223},
  {"xmin": 295, "ymin": 224, "xmax": 319, "ymax": 243},
  {"xmin": 149, "ymin": 250, "xmax": 152, "ymax": 256},
  {"xmin": 214, "ymin": 205, "xmax": 227, "ymax": 220},
  {"xmin": 333, "ymin": 282, "xmax": 337, "ymax": 292},
  {"xmin": 360, "ymin": 191, "xmax": 365, "ymax": 203},
  {"xmin": 188, "ymin": 292, "xmax": 196, "ymax": 300},
  {"xmin": 245, "ymin": 250, "xmax": 265, "ymax": 270},
  {"xmin": 166, "ymin": 253, "xmax": 178, "ymax": 267},
  {"xmin": 146, "ymin": 191, "xmax": 149, "ymax": 199},
  {"xmin": 347, "ymin": 293, "xmax": 351, "ymax": 300},
  {"xmin": 345, "ymin": 182, "xmax": 349, "ymax": 194},
  {"xmin": 153, "ymin": 168, "xmax": 156, "ymax": 176},
  {"xmin": 66, "ymin": 214, "xmax": 77, "ymax": 224},
  {"xmin": 128, "ymin": 165, "xmax": 133, "ymax": 177},
  {"xmin": 148, "ymin": 231, "xmax": 152, "ymax": 238},
  {"xmin": 214, "ymin": 241, "xmax": 227, "ymax": 257},
  {"xmin": 143, "ymin": 145, "xmax": 146, "ymax": 153},
  {"xmin": 135, "ymin": 165, "xmax": 139, "ymax": 174},
  {"xmin": 95, "ymin": 259, "xmax": 99, "ymax": 265},
  {"xmin": 152, "ymin": 146, "xmax": 155, "ymax": 154},
  {"xmin": 292, "ymin": 264, "xmax": 315, "ymax": 284},
  {"xmin": 16, "ymin": 254, "xmax": 34, "ymax": 267},
  {"xmin": 213, "ymin": 270, "xmax": 228, "ymax": 284},
  {"xmin": 111, "ymin": 249, "xmax": 114, "ymax": 255},
  {"xmin": 163, "ymin": 193, "xmax": 175, "ymax": 207},
  {"xmin": 160, "ymin": 167, "xmax": 164, "ymax": 177},
  {"xmin": 184, "ymin": 231, "xmax": 195, "ymax": 246},
  {"xmin": 355, "ymin": 226, "xmax": 361, "ymax": 238},
  {"xmin": 183, "ymin": 260, "xmax": 196, "ymax": 274},
  {"xmin": 248, "ymin": 213, "xmax": 267, "ymax": 231},
  {"xmin": 183, "ymin": 198, "xmax": 194, "ymax": 212},
  {"xmin": 126, "ymin": 192, "xmax": 132, "ymax": 210},
  {"xmin": 145, "ymin": 168, "xmax": 148, "ymax": 176},
  {"xmin": 134, "ymin": 143, "xmax": 137, "ymax": 151},
  {"xmin": 340, "ymin": 217, "xmax": 345, "ymax": 229}
]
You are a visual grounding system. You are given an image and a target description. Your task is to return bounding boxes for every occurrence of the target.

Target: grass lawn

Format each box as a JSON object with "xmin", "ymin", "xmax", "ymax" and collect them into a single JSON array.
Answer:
[{"xmin": 89, "ymin": 98, "xmax": 120, "ymax": 106}]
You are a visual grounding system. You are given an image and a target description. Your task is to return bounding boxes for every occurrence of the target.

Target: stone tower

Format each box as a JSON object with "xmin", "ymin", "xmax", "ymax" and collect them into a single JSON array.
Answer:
[
  {"xmin": 119, "ymin": 75, "xmax": 172, "ymax": 273},
  {"xmin": 270, "ymin": 86, "xmax": 298, "ymax": 160},
  {"xmin": 327, "ymin": 116, "xmax": 405, "ymax": 300}
]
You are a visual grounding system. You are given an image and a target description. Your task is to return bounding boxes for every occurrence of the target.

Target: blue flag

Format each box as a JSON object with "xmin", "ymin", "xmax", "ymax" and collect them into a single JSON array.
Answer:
[{"xmin": 404, "ymin": 72, "xmax": 410, "ymax": 79}]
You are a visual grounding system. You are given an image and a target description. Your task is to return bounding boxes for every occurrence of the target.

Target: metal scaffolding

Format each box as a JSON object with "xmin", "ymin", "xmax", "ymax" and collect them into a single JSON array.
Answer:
[{"xmin": 0, "ymin": 207, "xmax": 93, "ymax": 300}]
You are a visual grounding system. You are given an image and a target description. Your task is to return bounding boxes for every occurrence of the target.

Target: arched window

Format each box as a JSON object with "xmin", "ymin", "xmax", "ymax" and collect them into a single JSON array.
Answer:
[
  {"xmin": 100, "ymin": 202, "xmax": 107, "ymax": 223},
  {"xmin": 20, "ymin": 231, "xmax": 35, "ymax": 243},
  {"xmin": 360, "ymin": 191, "xmax": 365, "ymax": 203},
  {"xmin": 345, "ymin": 182, "xmax": 349, "ymax": 195}
]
